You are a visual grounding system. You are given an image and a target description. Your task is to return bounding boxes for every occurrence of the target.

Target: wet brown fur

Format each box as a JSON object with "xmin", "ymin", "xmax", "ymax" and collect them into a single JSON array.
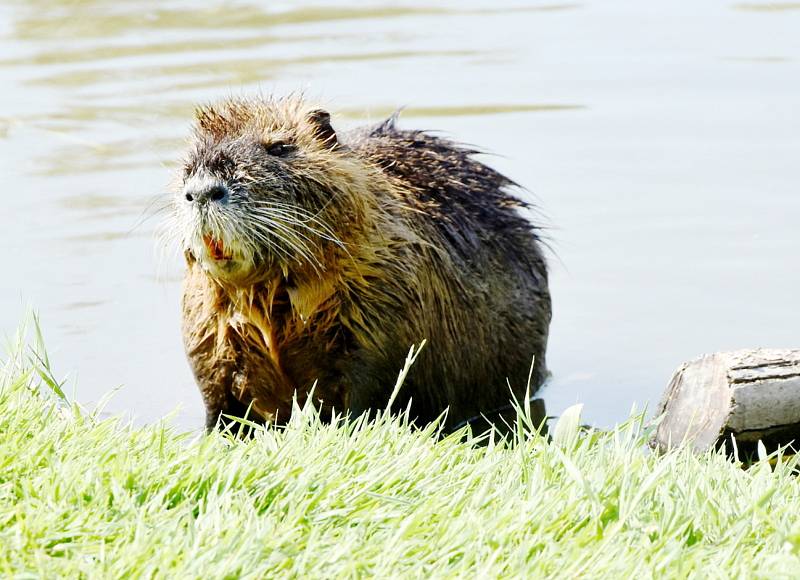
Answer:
[{"xmin": 174, "ymin": 95, "xmax": 551, "ymax": 431}]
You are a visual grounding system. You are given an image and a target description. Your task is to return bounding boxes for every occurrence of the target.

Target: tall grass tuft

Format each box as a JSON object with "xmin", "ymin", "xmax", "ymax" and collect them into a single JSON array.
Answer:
[{"xmin": 1, "ymin": 320, "xmax": 800, "ymax": 577}]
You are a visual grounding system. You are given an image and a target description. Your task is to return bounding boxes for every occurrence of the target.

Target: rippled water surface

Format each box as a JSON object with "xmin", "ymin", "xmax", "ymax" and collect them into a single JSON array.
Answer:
[{"xmin": 1, "ymin": 0, "xmax": 798, "ymax": 429}]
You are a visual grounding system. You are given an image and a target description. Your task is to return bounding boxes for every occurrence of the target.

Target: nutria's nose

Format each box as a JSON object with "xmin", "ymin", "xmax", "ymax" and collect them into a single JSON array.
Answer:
[{"xmin": 184, "ymin": 185, "xmax": 228, "ymax": 204}]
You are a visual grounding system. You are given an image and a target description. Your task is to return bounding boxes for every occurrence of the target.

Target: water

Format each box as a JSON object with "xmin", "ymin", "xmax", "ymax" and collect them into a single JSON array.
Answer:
[{"xmin": 1, "ymin": 0, "xmax": 798, "ymax": 429}]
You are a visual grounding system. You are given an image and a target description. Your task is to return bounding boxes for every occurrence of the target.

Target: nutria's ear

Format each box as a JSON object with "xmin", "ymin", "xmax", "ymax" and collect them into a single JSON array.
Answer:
[{"xmin": 306, "ymin": 109, "xmax": 338, "ymax": 146}]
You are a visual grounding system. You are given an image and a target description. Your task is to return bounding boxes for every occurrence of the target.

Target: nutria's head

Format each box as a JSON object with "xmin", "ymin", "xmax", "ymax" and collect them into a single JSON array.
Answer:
[{"xmin": 171, "ymin": 96, "xmax": 359, "ymax": 285}]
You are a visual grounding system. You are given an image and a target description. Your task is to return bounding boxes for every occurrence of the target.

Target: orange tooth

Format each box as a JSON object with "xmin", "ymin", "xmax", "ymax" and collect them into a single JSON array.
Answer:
[{"xmin": 203, "ymin": 235, "xmax": 229, "ymax": 260}]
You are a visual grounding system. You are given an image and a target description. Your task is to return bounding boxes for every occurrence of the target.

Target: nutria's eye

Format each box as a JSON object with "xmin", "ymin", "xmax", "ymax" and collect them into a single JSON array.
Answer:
[{"xmin": 266, "ymin": 142, "xmax": 295, "ymax": 157}]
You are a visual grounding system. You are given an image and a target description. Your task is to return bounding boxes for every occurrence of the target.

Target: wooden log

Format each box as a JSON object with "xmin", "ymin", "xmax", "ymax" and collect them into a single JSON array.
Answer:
[{"xmin": 653, "ymin": 349, "xmax": 800, "ymax": 454}]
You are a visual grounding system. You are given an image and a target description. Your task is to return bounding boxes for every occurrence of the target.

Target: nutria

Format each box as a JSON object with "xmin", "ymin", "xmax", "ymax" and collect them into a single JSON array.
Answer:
[{"xmin": 168, "ymin": 95, "xmax": 551, "ymax": 432}]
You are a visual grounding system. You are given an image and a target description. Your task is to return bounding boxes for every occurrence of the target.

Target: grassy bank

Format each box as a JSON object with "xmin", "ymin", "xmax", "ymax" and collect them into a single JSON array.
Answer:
[{"xmin": 2, "ymin": 328, "xmax": 800, "ymax": 578}]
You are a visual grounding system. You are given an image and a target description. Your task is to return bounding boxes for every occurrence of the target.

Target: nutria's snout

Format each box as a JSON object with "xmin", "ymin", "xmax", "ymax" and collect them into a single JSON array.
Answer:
[
  {"xmin": 183, "ymin": 174, "xmax": 230, "ymax": 206},
  {"xmin": 172, "ymin": 172, "xmax": 253, "ymax": 279},
  {"xmin": 184, "ymin": 185, "xmax": 228, "ymax": 204}
]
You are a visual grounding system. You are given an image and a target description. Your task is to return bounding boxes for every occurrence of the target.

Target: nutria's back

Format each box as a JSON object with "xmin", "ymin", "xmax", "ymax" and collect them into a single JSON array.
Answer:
[{"xmin": 170, "ymin": 96, "xmax": 551, "ymax": 432}]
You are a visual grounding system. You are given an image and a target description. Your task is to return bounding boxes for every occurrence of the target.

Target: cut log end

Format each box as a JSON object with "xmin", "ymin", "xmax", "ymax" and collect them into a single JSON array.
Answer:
[{"xmin": 653, "ymin": 349, "xmax": 800, "ymax": 455}]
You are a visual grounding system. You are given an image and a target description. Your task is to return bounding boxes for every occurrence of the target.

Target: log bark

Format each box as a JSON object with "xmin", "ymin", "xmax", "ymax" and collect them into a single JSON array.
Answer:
[{"xmin": 653, "ymin": 349, "xmax": 800, "ymax": 454}]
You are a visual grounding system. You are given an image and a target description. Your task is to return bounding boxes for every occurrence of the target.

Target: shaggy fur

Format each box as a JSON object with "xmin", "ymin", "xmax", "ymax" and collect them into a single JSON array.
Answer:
[{"xmin": 169, "ymin": 96, "xmax": 551, "ymax": 431}]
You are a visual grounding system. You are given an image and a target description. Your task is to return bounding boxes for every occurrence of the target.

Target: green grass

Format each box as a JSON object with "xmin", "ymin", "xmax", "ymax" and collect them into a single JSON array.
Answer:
[{"xmin": 2, "ymin": 323, "xmax": 800, "ymax": 578}]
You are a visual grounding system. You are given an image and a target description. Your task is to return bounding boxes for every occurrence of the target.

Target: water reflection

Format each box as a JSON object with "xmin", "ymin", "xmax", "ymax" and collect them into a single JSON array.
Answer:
[
  {"xmin": 12, "ymin": 4, "xmax": 448, "ymax": 40},
  {"xmin": 59, "ymin": 193, "xmax": 152, "ymax": 211},
  {"xmin": 34, "ymin": 137, "xmax": 182, "ymax": 176},
  {"xmin": 0, "ymin": 35, "xmax": 339, "ymax": 67},
  {"xmin": 10, "ymin": 2, "xmax": 581, "ymax": 41},
  {"xmin": 28, "ymin": 50, "xmax": 481, "ymax": 89},
  {"xmin": 62, "ymin": 300, "xmax": 105, "ymax": 310},
  {"xmin": 723, "ymin": 56, "xmax": 793, "ymax": 63},
  {"xmin": 734, "ymin": 3, "xmax": 800, "ymax": 11}
]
